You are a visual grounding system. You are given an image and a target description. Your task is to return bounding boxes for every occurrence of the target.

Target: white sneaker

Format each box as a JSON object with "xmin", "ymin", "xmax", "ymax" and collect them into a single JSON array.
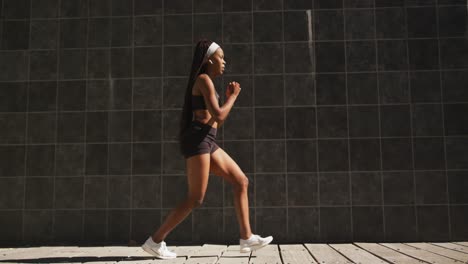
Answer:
[
  {"xmin": 141, "ymin": 236, "xmax": 177, "ymax": 259},
  {"xmin": 239, "ymin": 234, "xmax": 274, "ymax": 253}
]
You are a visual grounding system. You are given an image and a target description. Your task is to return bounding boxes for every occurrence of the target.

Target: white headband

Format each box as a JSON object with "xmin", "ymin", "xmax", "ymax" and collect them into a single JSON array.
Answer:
[{"xmin": 205, "ymin": 42, "xmax": 220, "ymax": 59}]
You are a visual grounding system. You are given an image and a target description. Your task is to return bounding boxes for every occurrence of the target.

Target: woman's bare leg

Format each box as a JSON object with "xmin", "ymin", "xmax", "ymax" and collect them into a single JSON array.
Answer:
[{"xmin": 151, "ymin": 153, "xmax": 211, "ymax": 243}]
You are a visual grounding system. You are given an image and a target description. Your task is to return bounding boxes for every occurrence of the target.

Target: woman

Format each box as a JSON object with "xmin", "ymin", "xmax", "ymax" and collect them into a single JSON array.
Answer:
[{"xmin": 141, "ymin": 39, "xmax": 273, "ymax": 259}]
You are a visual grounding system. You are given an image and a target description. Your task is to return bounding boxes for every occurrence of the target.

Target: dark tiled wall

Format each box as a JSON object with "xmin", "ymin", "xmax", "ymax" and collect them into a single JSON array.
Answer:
[{"xmin": 0, "ymin": 0, "xmax": 467, "ymax": 246}]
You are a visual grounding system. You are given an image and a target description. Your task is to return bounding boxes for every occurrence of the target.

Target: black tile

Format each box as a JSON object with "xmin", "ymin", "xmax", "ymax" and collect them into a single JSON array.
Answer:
[
  {"xmin": 165, "ymin": 46, "xmax": 193, "ymax": 76},
  {"xmin": 315, "ymin": 10, "xmax": 344, "ymax": 40},
  {"xmin": 413, "ymin": 137, "xmax": 445, "ymax": 170},
  {"xmin": 132, "ymin": 110, "xmax": 162, "ymax": 142},
  {"xmin": 256, "ymin": 207, "xmax": 287, "ymax": 242},
  {"xmin": 375, "ymin": 0, "xmax": 404, "ymax": 7},
  {"xmin": 24, "ymin": 178, "xmax": 52, "ymax": 209},
  {"xmin": 314, "ymin": 0, "xmax": 343, "ymax": 9},
  {"xmin": 111, "ymin": 18, "xmax": 132, "ymax": 47},
  {"xmin": 130, "ymin": 209, "xmax": 160, "ymax": 244},
  {"xmin": 346, "ymin": 41, "xmax": 376, "ymax": 72},
  {"xmin": 320, "ymin": 207, "xmax": 351, "ymax": 242},
  {"xmin": 438, "ymin": 6, "xmax": 467, "ymax": 37},
  {"xmin": 287, "ymin": 140, "xmax": 317, "ymax": 172},
  {"xmin": 344, "ymin": 0, "xmax": 374, "ymax": 8},
  {"xmin": 224, "ymin": 207, "xmax": 255, "ymax": 243},
  {"xmin": 408, "ymin": 39, "xmax": 439, "ymax": 70},
  {"xmin": 89, "ymin": 0, "xmax": 111, "ymax": 16},
  {"xmin": 0, "ymin": 146, "xmax": 25, "ymax": 177},
  {"xmin": 162, "ymin": 142, "xmax": 185, "ymax": 174},
  {"xmin": 254, "ymin": 43, "xmax": 283, "ymax": 74},
  {"xmin": 444, "ymin": 104, "xmax": 468, "ymax": 136},
  {"xmin": 163, "ymin": 77, "xmax": 186, "ymax": 108},
  {"xmin": 318, "ymin": 139, "xmax": 349, "ymax": 172},
  {"xmin": 223, "ymin": 141, "xmax": 254, "ymax": 174},
  {"xmin": 109, "ymin": 111, "xmax": 132, "ymax": 142},
  {"xmin": 415, "ymin": 171, "xmax": 447, "ymax": 204},
  {"xmin": 254, "ymin": 0, "xmax": 282, "ymax": 10},
  {"xmin": 132, "ymin": 176, "xmax": 161, "ymax": 208},
  {"xmin": 108, "ymin": 209, "xmax": 130, "ymax": 243},
  {"xmin": 380, "ymin": 105, "xmax": 411, "ymax": 137},
  {"xmin": 442, "ymin": 70, "xmax": 468, "ymax": 103},
  {"xmin": 223, "ymin": 44, "xmax": 252, "ymax": 74},
  {"xmin": 193, "ymin": 209, "xmax": 223, "ymax": 243},
  {"xmin": 316, "ymin": 42, "xmax": 345, "ymax": 72},
  {"xmin": 255, "ymin": 108, "xmax": 284, "ymax": 139},
  {"xmin": 30, "ymin": 20, "xmax": 58, "ymax": 49},
  {"xmin": 164, "ymin": 15, "xmax": 192, "ymax": 45},
  {"xmin": 134, "ymin": 16, "xmax": 162, "ymax": 46},
  {"xmin": 0, "ymin": 113, "xmax": 26, "ymax": 144},
  {"xmin": 133, "ymin": 78, "xmax": 163, "ymax": 109},
  {"xmin": 3, "ymin": 0, "xmax": 30, "ymax": 18},
  {"xmin": 1, "ymin": 177, "xmax": 25, "ymax": 209},
  {"xmin": 60, "ymin": 0, "xmax": 87, "ymax": 17},
  {"xmin": 223, "ymin": 0, "xmax": 252, "ymax": 12},
  {"xmin": 108, "ymin": 176, "xmax": 131, "ymax": 208},
  {"xmin": 59, "ymin": 50, "xmax": 86, "ymax": 80},
  {"xmin": 347, "ymin": 73, "xmax": 378, "ymax": 105},
  {"xmin": 285, "ymin": 74, "xmax": 315, "ymax": 106},
  {"xmin": 223, "ymin": 75, "xmax": 253, "ymax": 107},
  {"xmin": 132, "ymin": 143, "xmax": 162, "ymax": 175},
  {"xmin": 383, "ymin": 171, "xmax": 414, "ymax": 205},
  {"xmin": 411, "ymin": 104, "xmax": 443, "ymax": 136},
  {"xmin": 317, "ymin": 106, "xmax": 348, "ymax": 138},
  {"xmin": 316, "ymin": 73, "xmax": 346, "ymax": 105},
  {"xmin": 286, "ymin": 107, "xmax": 316, "ymax": 138},
  {"xmin": 194, "ymin": 14, "xmax": 222, "ymax": 43},
  {"xmin": 256, "ymin": 174, "xmax": 286, "ymax": 206},
  {"xmin": 85, "ymin": 144, "xmax": 108, "ymax": 175},
  {"xmin": 255, "ymin": 140, "xmax": 285, "ymax": 172},
  {"xmin": 26, "ymin": 113, "xmax": 56, "ymax": 143},
  {"xmin": 54, "ymin": 210, "xmax": 83, "ymax": 244},
  {"xmin": 375, "ymin": 8, "xmax": 406, "ymax": 38},
  {"xmin": 350, "ymin": 139, "xmax": 381, "ymax": 171},
  {"xmin": 285, "ymin": 42, "xmax": 314, "ymax": 73},
  {"xmin": 284, "ymin": 0, "xmax": 312, "ymax": 9},
  {"xmin": 86, "ymin": 112, "xmax": 108, "ymax": 142},
  {"xmin": 162, "ymin": 175, "xmax": 187, "ymax": 208},
  {"xmin": 134, "ymin": 0, "xmax": 162, "ymax": 15},
  {"xmin": 87, "ymin": 49, "xmax": 110, "ymax": 79},
  {"xmin": 108, "ymin": 143, "xmax": 132, "ymax": 175},
  {"xmin": 60, "ymin": 19, "xmax": 88, "ymax": 48},
  {"xmin": 88, "ymin": 18, "xmax": 111, "ymax": 47},
  {"xmin": 448, "ymin": 170, "xmax": 468, "ymax": 204},
  {"xmin": 352, "ymin": 206, "xmax": 384, "ymax": 242},
  {"xmin": 407, "ymin": 7, "xmax": 437, "ymax": 38},
  {"xmin": 55, "ymin": 144, "xmax": 85, "ymax": 176},
  {"xmin": 83, "ymin": 210, "xmax": 107, "ymax": 244},
  {"xmin": 288, "ymin": 207, "xmax": 319, "ymax": 243},
  {"xmin": 384, "ymin": 206, "xmax": 417, "ymax": 241},
  {"xmin": 134, "ymin": 47, "xmax": 162, "ymax": 77},
  {"xmin": 377, "ymin": 40, "xmax": 408, "ymax": 71},
  {"xmin": 344, "ymin": 9, "xmax": 375, "ymax": 40},
  {"xmin": 224, "ymin": 108, "xmax": 253, "ymax": 139},
  {"xmin": 254, "ymin": 75, "xmax": 283, "ymax": 106},
  {"xmin": 352, "ymin": 172, "xmax": 382, "ymax": 205},
  {"xmin": 319, "ymin": 172, "xmax": 350, "ymax": 206},
  {"xmin": 417, "ymin": 205, "xmax": 449, "ymax": 241},
  {"xmin": 164, "ymin": 0, "xmax": 191, "ymax": 14},
  {"xmin": 449, "ymin": 205, "xmax": 468, "ymax": 240},
  {"xmin": 200, "ymin": 174, "xmax": 223, "ymax": 208},
  {"xmin": 161, "ymin": 207, "xmax": 192, "ymax": 243},
  {"xmin": 57, "ymin": 112, "xmax": 85, "ymax": 143},
  {"xmin": 284, "ymin": 11, "xmax": 310, "ymax": 41},
  {"xmin": 26, "ymin": 145, "xmax": 55, "ymax": 176},
  {"xmin": 253, "ymin": 12, "xmax": 282, "ymax": 42},
  {"xmin": 55, "ymin": 177, "xmax": 84, "ymax": 208},
  {"xmin": 379, "ymin": 71, "xmax": 409, "ymax": 103},
  {"xmin": 29, "ymin": 51, "xmax": 57, "ymax": 80},
  {"xmin": 84, "ymin": 177, "xmax": 107, "ymax": 208},
  {"xmin": 23, "ymin": 210, "xmax": 54, "ymax": 244},
  {"xmin": 194, "ymin": 0, "xmax": 222, "ymax": 13},
  {"xmin": 223, "ymin": 13, "xmax": 252, "ymax": 43},
  {"xmin": 0, "ymin": 82, "xmax": 27, "ymax": 112},
  {"xmin": 410, "ymin": 71, "xmax": 441, "ymax": 103},
  {"xmin": 348, "ymin": 106, "xmax": 379, "ymax": 137},
  {"xmin": 110, "ymin": 48, "xmax": 132, "ymax": 78},
  {"xmin": 32, "ymin": 0, "xmax": 59, "ymax": 18},
  {"xmin": 287, "ymin": 173, "xmax": 318, "ymax": 206},
  {"xmin": 381, "ymin": 138, "xmax": 413, "ymax": 170}
]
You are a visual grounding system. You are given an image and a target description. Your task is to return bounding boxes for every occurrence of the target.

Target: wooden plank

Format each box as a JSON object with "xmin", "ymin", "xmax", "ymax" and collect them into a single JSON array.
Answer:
[
  {"xmin": 454, "ymin": 242, "xmax": 468, "ymax": 248},
  {"xmin": 381, "ymin": 243, "xmax": 463, "ymax": 264},
  {"xmin": 249, "ymin": 244, "xmax": 282, "ymax": 264},
  {"xmin": 172, "ymin": 245, "xmax": 202, "ymax": 257},
  {"xmin": 330, "ymin": 244, "xmax": 389, "ymax": 264},
  {"xmin": 219, "ymin": 245, "xmax": 250, "ymax": 257},
  {"xmin": 404, "ymin": 243, "xmax": 468, "ymax": 262},
  {"xmin": 216, "ymin": 256, "xmax": 249, "ymax": 264},
  {"xmin": 279, "ymin": 244, "xmax": 317, "ymax": 264},
  {"xmin": 185, "ymin": 256, "xmax": 219, "ymax": 264},
  {"xmin": 304, "ymin": 244, "xmax": 352, "ymax": 264},
  {"xmin": 190, "ymin": 244, "xmax": 227, "ymax": 257},
  {"xmin": 432, "ymin": 243, "xmax": 468, "ymax": 254},
  {"xmin": 120, "ymin": 257, "xmax": 186, "ymax": 264},
  {"xmin": 355, "ymin": 242, "xmax": 426, "ymax": 264}
]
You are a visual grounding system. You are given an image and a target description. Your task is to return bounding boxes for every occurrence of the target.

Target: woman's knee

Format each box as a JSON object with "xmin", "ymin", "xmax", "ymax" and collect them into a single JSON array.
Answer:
[
  {"xmin": 234, "ymin": 175, "xmax": 249, "ymax": 191},
  {"xmin": 187, "ymin": 195, "xmax": 205, "ymax": 208}
]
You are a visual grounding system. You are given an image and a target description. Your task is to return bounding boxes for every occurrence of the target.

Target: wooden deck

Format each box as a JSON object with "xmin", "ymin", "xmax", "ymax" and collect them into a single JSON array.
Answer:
[{"xmin": 1, "ymin": 241, "xmax": 468, "ymax": 263}]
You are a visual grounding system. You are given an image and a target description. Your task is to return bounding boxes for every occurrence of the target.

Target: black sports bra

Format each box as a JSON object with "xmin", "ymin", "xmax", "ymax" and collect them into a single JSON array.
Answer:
[{"xmin": 192, "ymin": 91, "xmax": 220, "ymax": 110}]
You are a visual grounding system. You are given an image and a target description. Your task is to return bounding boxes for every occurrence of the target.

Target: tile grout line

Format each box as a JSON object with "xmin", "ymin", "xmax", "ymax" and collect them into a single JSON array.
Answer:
[
  {"xmin": 161, "ymin": 0, "xmax": 165, "ymax": 243},
  {"xmin": 281, "ymin": 0, "xmax": 288, "ymax": 241},
  {"xmin": 372, "ymin": 1, "xmax": 386, "ymax": 241},
  {"xmin": 129, "ymin": 0, "xmax": 134, "ymax": 243},
  {"xmin": 435, "ymin": 0, "xmax": 452, "ymax": 240},
  {"xmin": 251, "ymin": 0, "xmax": 257, "ymax": 237},
  {"xmin": 106, "ymin": 0, "xmax": 112, "ymax": 244},
  {"xmin": 82, "ymin": 0, "xmax": 90, "ymax": 244}
]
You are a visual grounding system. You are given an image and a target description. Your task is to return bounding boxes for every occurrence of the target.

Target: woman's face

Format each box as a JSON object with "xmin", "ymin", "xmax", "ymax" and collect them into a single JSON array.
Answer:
[{"xmin": 209, "ymin": 48, "xmax": 226, "ymax": 75}]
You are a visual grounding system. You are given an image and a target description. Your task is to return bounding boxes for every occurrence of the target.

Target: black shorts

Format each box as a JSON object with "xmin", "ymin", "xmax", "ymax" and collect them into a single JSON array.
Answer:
[{"xmin": 181, "ymin": 120, "xmax": 220, "ymax": 159}]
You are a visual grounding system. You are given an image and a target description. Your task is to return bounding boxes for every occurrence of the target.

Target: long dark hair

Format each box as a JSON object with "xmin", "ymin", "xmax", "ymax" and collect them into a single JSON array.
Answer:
[{"xmin": 178, "ymin": 38, "xmax": 213, "ymax": 155}]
